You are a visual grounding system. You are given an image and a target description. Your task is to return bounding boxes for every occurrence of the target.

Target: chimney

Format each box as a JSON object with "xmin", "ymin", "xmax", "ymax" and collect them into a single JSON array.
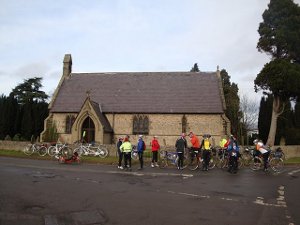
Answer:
[
  {"xmin": 216, "ymin": 65, "xmax": 221, "ymax": 79},
  {"xmin": 63, "ymin": 54, "xmax": 72, "ymax": 78}
]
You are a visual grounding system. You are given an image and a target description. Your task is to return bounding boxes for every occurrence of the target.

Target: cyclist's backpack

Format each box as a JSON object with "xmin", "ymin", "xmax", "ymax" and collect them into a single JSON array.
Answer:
[{"xmin": 204, "ymin": 139, "xmax": 210, "ymax": 150}]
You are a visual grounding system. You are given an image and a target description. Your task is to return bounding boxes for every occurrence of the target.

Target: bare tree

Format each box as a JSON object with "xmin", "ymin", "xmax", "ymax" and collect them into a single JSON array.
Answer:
[{"xmin": 240, "ymin": 94, "xmax": 259, "ymax": 145}]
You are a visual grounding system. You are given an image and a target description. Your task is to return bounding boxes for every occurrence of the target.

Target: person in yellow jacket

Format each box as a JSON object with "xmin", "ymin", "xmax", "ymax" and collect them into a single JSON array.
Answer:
[
  {"xmin": 200, "ymin": 134, "xmax": 212, "ymax": 171},
  {"xmin": 219, "ymin": 137, "xmax": 227, "ymax": 149},
  {"xmin": 120, "ymin": 136, "xmax": 133, "ymax": 170}
]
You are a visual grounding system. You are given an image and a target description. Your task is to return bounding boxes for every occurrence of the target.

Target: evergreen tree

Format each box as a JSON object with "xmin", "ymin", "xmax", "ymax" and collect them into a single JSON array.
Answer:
[
  {"xmin": 11, "ymin": 77, "xmax": 48, "ymax": 104},
  {"xmin": 190, "ymin": 63, "xmax": 200, "ymax": 72},
  {"xmin": 258, "ymin": 96, "xmax": 272, "ymax": 143},
  {"xmin": 0, "ymin": 95, "xmax": 6, "ymax": 139},
  {"xmin": 220, "ymin": 69, "xmax": 241, "ymax": 137},
  {"xmin": 20, "ymin": 103, "xmax": 34, "ymax": 140},
  {"xmin": 295, "ymin": 100, "xmax": 300, "ymax": 128},
  {"xmin": 32, "ymin": 101, "xmax": 48, "ymax": 139},
  {"xmin": 255, "ymin": 0, "xmax": 300, "ymax": 146},
  {"xmin": 276, "ymin": 101, "xmax": 293, "ymax": 144}
]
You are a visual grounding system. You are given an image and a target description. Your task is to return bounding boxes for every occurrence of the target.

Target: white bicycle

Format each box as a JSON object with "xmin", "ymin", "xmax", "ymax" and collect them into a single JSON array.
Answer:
[
  {"xmin": 47, "ymin": 143, "xmax": 72, "ymax": 159},
  {"xmin": 23, "ymin": 143, "xmax": 47, "ymax": 156},
  {"xmin": 73, "ymin": 143, "xmax": 109, "ymax": 158}
]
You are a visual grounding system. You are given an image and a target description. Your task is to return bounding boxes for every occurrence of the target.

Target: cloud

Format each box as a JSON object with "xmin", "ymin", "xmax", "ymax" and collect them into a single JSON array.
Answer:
[{"xmin": 1, "ymin": 0, "xmax": 299, "ymax": 99}]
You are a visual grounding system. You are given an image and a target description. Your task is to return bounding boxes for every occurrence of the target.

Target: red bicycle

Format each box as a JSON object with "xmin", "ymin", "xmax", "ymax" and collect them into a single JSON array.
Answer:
[{"xmin": 58, "ymin": 152, "xmax": 81, "ymax": 164}]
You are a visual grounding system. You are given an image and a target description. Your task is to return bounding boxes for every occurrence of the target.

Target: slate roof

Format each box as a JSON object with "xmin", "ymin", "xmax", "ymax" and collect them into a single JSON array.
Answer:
[
  {"xmin": 50, "ymin": 72, "xmax": 225, "ymax": 114},
  {"xmin": 90, "ymin": 100, "xmax": 113, "ymax": 132}
]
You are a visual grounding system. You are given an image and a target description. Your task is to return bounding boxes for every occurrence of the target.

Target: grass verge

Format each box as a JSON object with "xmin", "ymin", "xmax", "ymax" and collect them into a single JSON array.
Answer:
[
  {"xmin": 1, "ymin": 149, "xmax": 300, "ymax": 165},
  {"xmin": 0, "ymin": 149, "xmax": 142, "ymax": 165}
]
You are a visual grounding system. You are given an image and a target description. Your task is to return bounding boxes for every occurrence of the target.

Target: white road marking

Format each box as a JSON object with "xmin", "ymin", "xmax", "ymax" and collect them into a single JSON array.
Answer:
[
  {"xmin": 178, "ymin": 192, "xmax": 199, "ymax": 197},
  {"xmin": 288, "ymin": 169, "xmax": 300, "ymax": 176},
  {"xmin": 254, "ymin": 185, "xmax": 287, "ymax": 208}
]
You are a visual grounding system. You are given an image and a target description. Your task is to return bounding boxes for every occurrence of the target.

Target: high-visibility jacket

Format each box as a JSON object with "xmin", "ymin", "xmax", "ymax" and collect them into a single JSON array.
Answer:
[
  {"xmin": 219, "ymin": 138, "xmax": 227, "ymax": 148},
  {"xmin": 120, "ymin": 141, "xmax": 132, "ymax": 153},
  {"xmin": 201, "ymin": 138, "xmax": 211, "ymax": 150}
]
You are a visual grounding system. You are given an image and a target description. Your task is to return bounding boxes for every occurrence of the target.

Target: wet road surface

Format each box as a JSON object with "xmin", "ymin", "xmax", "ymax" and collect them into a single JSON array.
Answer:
[{"xmin": 0, "ymin": 157, "xmax": 299, "ymax": 225}]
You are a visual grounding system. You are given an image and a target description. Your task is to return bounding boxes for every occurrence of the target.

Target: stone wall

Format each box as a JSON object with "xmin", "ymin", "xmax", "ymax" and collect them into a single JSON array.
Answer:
[
  {"xmin": 107, "ymin": 113, "xmax": 227, "ymax": 145},
  {"xmin": 43, "ymin": 112, "xmax": 228, "ymax": 145}
]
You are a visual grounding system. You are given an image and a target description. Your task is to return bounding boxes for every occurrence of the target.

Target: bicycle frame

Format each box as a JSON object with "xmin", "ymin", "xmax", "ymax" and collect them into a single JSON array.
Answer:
[
  {"xmin": 250, "ymin": 149, "xmax": 284, "ymax": 172},
  {"xmin": 48, "ymin": 143, "xmax": 69, "ymax": 157},
  {"xmin": 73, "ymin": 143, "xmax": 109, "ymax": 158},
  {"xmin": 159, "ymin": 150, "xmax": 178, "ymax": 168},
  {"xmin": 24, "ymin": 143, "xmax": 47, "ymax": 156}
]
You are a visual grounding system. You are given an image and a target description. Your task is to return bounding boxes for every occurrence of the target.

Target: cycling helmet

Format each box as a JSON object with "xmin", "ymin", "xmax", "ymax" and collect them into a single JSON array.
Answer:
[{"xmin": 253, "ymin": 139, "xmax": 259, "ymax": 144}]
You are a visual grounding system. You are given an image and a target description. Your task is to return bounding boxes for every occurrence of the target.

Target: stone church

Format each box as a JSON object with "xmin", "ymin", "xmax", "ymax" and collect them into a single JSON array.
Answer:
[{"xmin": 41, "ymin": 54, "xmax": 230, "ymax": 146}]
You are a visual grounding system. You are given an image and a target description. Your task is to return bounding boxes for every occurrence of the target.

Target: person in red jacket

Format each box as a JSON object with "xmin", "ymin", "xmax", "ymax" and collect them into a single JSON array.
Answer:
[
  {"xmin": 188, "ymin": 131, "xmax": 201, "ymax": 163},
  {"xmin": 151, "ymin": 136, "xmax": 160, "ymax": 167}
]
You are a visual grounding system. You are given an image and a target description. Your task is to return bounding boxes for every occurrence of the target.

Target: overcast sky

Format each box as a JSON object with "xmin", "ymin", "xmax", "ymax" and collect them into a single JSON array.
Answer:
[{"xmin": 1, "ymin": 0, "xmax": 299, "ymax": 101}]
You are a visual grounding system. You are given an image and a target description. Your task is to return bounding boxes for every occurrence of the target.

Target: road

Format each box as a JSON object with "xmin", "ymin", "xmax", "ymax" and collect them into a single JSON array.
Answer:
[{"xmin": 0, "ymin": 156, "xmax": 299, "ymax": 225}]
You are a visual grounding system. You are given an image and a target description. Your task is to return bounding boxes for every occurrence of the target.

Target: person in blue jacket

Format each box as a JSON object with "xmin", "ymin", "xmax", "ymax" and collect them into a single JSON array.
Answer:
[
  {"xmin": 137, "ymin": 135, "xmax": 146, "ymax": 170},
  {"xmin": 225, "ymin": 135, "xmax": 240, "ymax": 174}
]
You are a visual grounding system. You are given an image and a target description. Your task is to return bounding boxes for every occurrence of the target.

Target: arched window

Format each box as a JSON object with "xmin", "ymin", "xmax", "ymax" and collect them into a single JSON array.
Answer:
[
  {"xmin": 65, "ymin": 115, "xmax": 75, "ymax": 134},
  {"xmin": 133, "ymin": 115, "xmax": 149, "ymax": 134}
]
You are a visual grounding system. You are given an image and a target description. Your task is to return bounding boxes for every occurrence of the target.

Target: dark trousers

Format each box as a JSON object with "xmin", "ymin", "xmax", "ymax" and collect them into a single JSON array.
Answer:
[
  {"xmin": 152, "ymin": 151, "xmax": 158, "ymax": 163},
  {"xmin": 118, "ymin": 151, "xmax": 123, "ymax": 167},
  {"xmin": 124, "ymin": 152, "xmax": 131, "ymax": 168},
  {"xmin": 177, "ymin": 152, "xmax": 184, "ymax": 168},
  {"xmin": 263, "ymin": 151, "xmax": 270, "ymax": 169},
  {"xmin": 190, "ymin": 147, "xmax": 201, "ymax": 161},
  {"xmin": 138, "ymin": 152, "xmax": 144, "ymax": 168},
  {"xmin": 228, "ymin": 152, "xmax": 238, "ymax": 172},
  {"xmin": 202, "ymin": 150, "xmax": 211, "ymax": 170}
]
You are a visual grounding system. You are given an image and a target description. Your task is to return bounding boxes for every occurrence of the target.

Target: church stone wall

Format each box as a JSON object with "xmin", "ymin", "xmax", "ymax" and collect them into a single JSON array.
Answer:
[
  {"xmin": 46, "ymin": 112, "xmax": 226, "ymax": 146},
  {"xmin": 107, "ymin": 113, "xmax": 226, "ymax": 146},
  {"xmin": 51, "ymin": 113, "xmax": 75, "ymax": 144}
]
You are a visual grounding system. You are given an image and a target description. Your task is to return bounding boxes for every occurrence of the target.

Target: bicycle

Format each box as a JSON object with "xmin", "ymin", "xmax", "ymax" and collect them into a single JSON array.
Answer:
[
  {"xmin": 215, "ymin": 147, "xmax": 228, "ymax": 169},
  {"xmin": 58, "ymin": 151, "xmax": 81, "ymax": 164},
  {"xmin": 249, "ymin": 148, "xmax": 284, "ymax": 172},
  {"xmin": 197, "ymin": 148, "xmax": 217, "ymax": 170},
  {"xmin": 73, "ymin": 142, "xmax": 109, "ymax": 158},
  {"xmin": 131, "ymin": 145, "xmax": 138, "ymax": 160},
  {"xmin": 240, "ymin": 147, "xmax": 253, "ymax": 167},
  {"xmin": 159, "ymin": 150, "xmax": 187, "ymax": 169},
  {"xmin": 47, "ymin": 143, "xmax": 73, "ymax": 159},
  {"xmin": 187, "ymin": 148, "xmax": 202, "ymax": 170},
  {"xmin": 216, "ymin": 147, "xmax": 243, "ymax": 170},
  {"xmin": 269, "ymin": 147, "xmax": 285, "ymax": 172},
  {"xmin": 23, "ymin": 143, "xmax": 47, "ymax": 156}
]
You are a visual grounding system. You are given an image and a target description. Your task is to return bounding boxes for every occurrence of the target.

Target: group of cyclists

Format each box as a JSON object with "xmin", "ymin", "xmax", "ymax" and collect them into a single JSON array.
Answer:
[{"xmin": 116, "ymin": 132, "xmax": 274, "ymax": 173}]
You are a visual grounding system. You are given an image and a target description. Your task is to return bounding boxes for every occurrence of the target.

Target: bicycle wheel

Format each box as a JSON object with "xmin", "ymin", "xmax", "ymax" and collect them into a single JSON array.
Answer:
[
  {"xmin": 238, "ymin": 158, "xmax": 244, "ymax": 169},
  {"xmin": 73, "ymin": 147, "xmax": 84, "ymax": 156},
  {"xmin": 48, "ymin": 146, "xmax": 57, "ymax": 156},
  {"xmin": 208, "ymin": 156, "xmax": 216, "ymax": 170},
  {"xmin": 270, "ymin": 157, "xmax": 284, "ymax": 172},
  {"xmin": 98, "ymin": 147, "xmax": 109, "ymax": 158},
  {"xmin": 159, "ymin": 158, "xmax": 167, "ymax": 168},
  {"xmin": 174, "ymin": 156, "xmax": 187, "ymax": 169},
  {"xmin": 249, "ymin": 157, "xmax": 263, "ymax": 171},
  {"xmin": 23, "ymin": 144, "xmax": 34, "ymax": 155},
  {"xmin": 61, "ymin": 146, "xmax": 72, "ymax": 157},
  {"xmin": 242, "ymin": 154, "xmax": 252, "ymax": 167},
  {"xmin": 187, "ymin": 156, "xmax": 199, "ymax": 170},
  {"xmin": 131, "ymin": 151, "xmax": 138, "ymax": 160},
  {"xmin": 220, "ymin": 158, "xmax": 229, "ymax": 170},
  {"xmin": 38, "ymin": 146, "xmax": 47, "ymax": 156}
]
